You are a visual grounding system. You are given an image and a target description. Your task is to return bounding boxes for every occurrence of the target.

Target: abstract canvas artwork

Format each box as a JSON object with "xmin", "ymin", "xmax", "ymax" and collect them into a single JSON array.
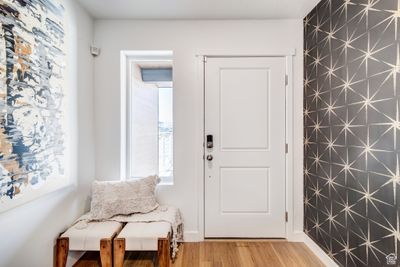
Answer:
[{"xmin": 0, "ymin": 0, "xmax": 68, "ymax": 212}]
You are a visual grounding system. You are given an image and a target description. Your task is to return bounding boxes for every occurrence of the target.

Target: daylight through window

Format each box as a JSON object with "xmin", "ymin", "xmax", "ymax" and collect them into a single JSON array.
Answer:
[{"xmin": 128, "ymin": 55, "xmax": 173, "ymax": 184}]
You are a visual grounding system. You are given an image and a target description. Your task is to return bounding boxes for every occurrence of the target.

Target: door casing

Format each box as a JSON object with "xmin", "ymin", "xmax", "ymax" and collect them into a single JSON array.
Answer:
[
  {"xmin": 204, "ymin": 56, "xmax": 286, "ymax": 237},
  {"xmin": 193, "ymin": 50, "xmax": 296, "ymax": 241}
]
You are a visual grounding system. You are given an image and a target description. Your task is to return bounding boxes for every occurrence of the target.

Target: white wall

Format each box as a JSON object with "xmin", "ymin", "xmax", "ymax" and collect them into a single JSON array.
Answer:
[
  {"xmin": 0, "ymin": 1, "xmax": 95, "ymax": 267},
  {"xmin": 94, "ymin": 20, "xmax": 304, "ymax": 240}
]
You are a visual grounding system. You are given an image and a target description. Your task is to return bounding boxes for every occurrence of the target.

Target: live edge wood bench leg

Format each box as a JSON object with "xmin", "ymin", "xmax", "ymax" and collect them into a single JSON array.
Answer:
[
  {"xmin": 113, "ymin": 238, "xmax": 126, "ymax": 267},
  {"xmin": 158, "ymin": 233, "xmax": 171, "ymax": 267},
  {"xmin": 100, "ymin": 238, "xmax": 113, "ymax": 267},
  {"xmin": 55, "ymin": 237, "xmax": 69, "ymax": 267}
]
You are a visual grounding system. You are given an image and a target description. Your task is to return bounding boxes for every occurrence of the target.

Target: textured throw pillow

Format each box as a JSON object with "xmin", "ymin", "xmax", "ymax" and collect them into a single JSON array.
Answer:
[{"xmin": 90, "ymin": 175, "xmax": 160, "ymax": 220}]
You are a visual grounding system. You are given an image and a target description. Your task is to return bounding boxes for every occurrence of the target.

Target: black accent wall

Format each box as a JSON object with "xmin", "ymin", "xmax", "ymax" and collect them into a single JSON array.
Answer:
[{"xmin": 304, "ymin": 0, "xmax": 399, "ymax": 266}]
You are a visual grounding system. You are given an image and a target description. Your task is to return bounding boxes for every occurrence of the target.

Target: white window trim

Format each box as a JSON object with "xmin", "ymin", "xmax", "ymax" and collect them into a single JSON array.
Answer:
[{"xmin": 120, "ymin": 50, "xmax": 174, "ymax": 184}]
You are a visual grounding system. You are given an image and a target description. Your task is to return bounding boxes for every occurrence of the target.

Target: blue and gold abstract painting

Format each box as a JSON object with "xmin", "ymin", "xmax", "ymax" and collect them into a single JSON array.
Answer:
[{"xmin": 0, "ymin": 0, "xmax": 67, "ymax": 211}]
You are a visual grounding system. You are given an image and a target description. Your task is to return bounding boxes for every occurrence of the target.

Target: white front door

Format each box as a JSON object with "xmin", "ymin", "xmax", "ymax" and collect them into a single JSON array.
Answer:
[{"xmin": 204, "ymin": 57, "xmax": 286, "ymax": 238}]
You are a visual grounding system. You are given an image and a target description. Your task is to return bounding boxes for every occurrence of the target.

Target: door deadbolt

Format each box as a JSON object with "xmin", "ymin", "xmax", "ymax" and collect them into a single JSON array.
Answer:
[{"xmin": 206, "ymin": 155, "xmax": 213, "ymax": 161}]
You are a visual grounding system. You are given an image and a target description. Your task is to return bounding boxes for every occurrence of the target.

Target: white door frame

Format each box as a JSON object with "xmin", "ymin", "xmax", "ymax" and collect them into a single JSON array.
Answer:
[{"xmin": 194, "ymin": 49, "xmax": 296, "ymax": 241}]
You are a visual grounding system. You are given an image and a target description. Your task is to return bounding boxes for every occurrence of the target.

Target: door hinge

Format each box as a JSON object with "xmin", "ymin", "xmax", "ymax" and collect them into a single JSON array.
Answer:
[
  {"xmin": 285, "ymin": 143, "xmax": 288, "ymax": 154},
  {"xmin": 285, "ymin": 74, "xmax": 288, "ymax": 86},
  {"xmin": 203, "ymin": 56, "xmax": 207, "ymax": 63},
  {"xmin": 285, "ymin": 212, "xmax": 288, "ymax": 222}
]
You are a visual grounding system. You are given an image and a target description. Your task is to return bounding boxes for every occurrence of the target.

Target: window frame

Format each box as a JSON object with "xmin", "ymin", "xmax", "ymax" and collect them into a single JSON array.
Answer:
[{"xmin": 122, "ymin": 51, "xmax": 174, "ymax": 184}]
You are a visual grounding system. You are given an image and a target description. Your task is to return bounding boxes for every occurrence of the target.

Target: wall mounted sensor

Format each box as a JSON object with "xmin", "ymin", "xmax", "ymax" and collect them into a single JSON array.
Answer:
[{"xmin": 90, "ymin": 45, "xmax": 101, "ymax": 57}]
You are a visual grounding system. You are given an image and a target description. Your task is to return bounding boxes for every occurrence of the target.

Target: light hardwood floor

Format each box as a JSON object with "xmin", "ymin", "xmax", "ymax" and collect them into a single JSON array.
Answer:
[{"xmin": 74, "ymin": 240, "xmax": 324, "ymax": 267}]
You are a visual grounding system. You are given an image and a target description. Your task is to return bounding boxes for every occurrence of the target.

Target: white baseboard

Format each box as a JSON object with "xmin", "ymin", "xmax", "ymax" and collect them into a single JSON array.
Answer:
[
  {"xmin": 302, "ymin": 233, "xmax": 338, "ymax": 267},
  {"xmin": 184, "ymin": 230, "xmax": 202, "ymax": 242},
  {"xmin": 287, "ymin": 230, "xmax": 305, "ymax": 242}
]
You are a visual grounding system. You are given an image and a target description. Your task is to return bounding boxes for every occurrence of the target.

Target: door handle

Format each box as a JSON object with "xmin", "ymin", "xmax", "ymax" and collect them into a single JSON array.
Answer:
[{"xmin": 206, "ymin": 155, "xmax": 213, "ymax": 161}]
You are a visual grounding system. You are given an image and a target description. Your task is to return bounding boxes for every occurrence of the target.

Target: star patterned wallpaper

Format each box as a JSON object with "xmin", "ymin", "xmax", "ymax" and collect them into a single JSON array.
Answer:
[{"xmin": 304, "ymin": 0, "xmax": 400, "ymax": 266}]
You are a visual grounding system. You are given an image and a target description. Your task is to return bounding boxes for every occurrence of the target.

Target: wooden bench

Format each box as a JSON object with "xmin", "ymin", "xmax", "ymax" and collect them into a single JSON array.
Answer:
[
  {"xmin": 113, "ymin": 222, "xmax": 171, "ymax": 267},
  {"xmin": 55, "ymin": 221, "xmax": 123, "ymax": 267}
]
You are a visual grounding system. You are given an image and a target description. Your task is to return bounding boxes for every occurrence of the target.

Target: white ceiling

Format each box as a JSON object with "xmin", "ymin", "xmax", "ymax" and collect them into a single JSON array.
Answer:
[{"xmin": 76, "ymin": 0, "xmax": 321, "ymax": 20}]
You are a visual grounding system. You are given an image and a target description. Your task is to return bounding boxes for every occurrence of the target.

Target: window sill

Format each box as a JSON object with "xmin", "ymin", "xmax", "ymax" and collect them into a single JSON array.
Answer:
[
  {"xmin": 127, "ymin": 176, "xmax": 173, "ymax": 186},
  {"xmin": 158, "ymin": 182, "xmax": 174, "ymax": 186}
]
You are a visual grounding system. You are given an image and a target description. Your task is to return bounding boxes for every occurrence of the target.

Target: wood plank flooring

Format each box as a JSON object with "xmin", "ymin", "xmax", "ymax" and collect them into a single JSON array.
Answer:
[{"xmin": 74, "ymin": 241, "xmax": 324, "ymax": 267}]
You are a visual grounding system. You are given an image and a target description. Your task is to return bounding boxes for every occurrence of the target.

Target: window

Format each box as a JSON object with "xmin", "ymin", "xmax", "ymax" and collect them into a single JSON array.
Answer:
[
  {"xmin": 158, "ymin": 87, "xmax": 173, "ymax": 180},
  {"xmin": 126, "ymin": 53, "xmax": 173, "ymax": 184}
]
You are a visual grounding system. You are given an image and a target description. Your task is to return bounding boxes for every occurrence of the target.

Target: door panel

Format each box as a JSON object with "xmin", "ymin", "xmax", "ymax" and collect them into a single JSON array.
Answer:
[
  {"xmin": 219, "ymin": 68, "xmax": 270, "ymax": 151},
  {"xmin": 204, "ymin": 57, "xmax": 286, "ymax": 238},
  {"xmin": 220, "ymin": 167, "xmax": 270, "ymax": 213}
]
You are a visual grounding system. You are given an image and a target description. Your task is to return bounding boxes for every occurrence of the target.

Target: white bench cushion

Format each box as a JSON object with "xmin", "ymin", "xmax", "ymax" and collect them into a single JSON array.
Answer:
[
  {"xmin": 61, "ymin": 221, "xmax": 122, "ymax": 251},
  {"xmin": 117, "ymin": 222, "xmax": 171, "ymax": 251}
]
